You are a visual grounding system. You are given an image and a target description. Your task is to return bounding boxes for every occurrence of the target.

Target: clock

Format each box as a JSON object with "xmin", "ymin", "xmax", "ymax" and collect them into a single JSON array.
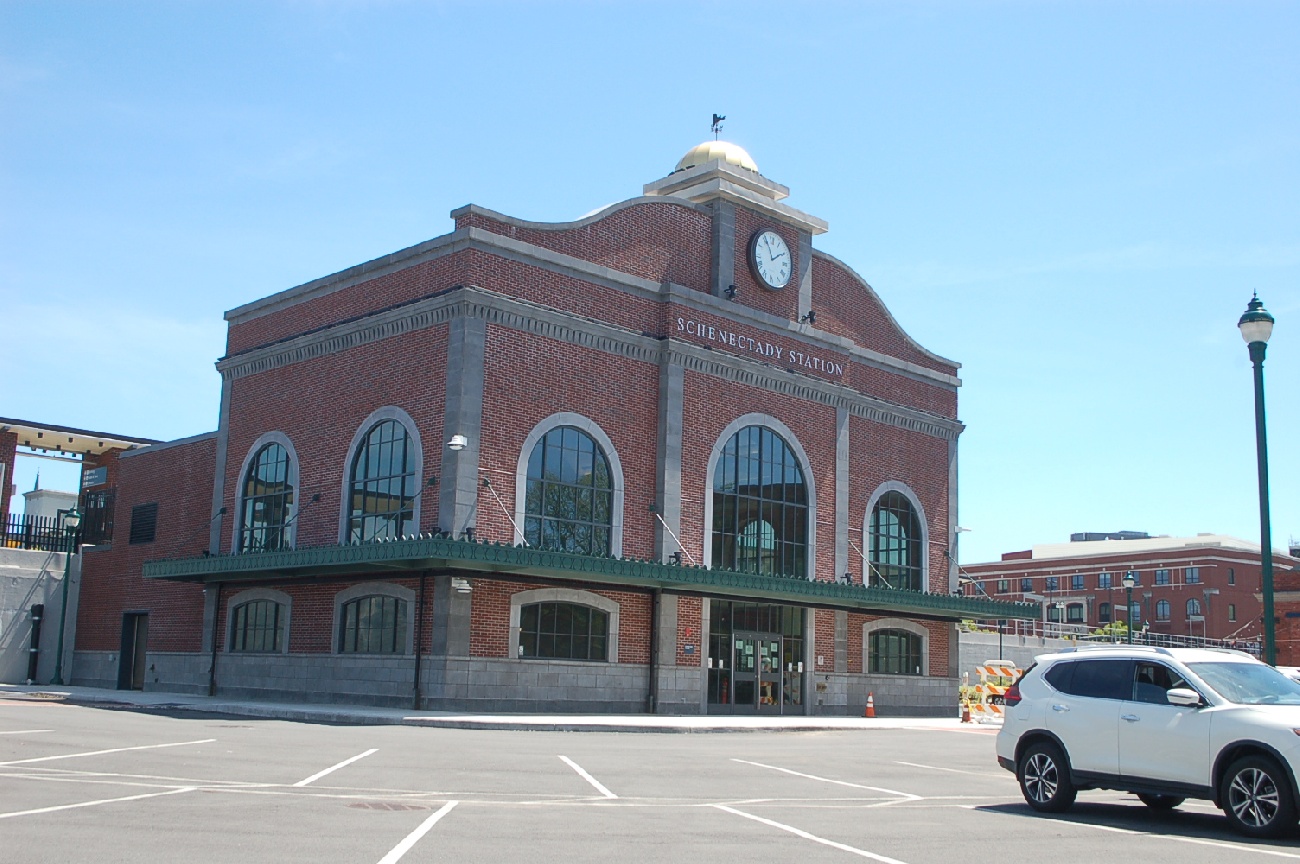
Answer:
[{"xmin": 749, "ymin": 229, "xmax": 792, "ymax": 290}]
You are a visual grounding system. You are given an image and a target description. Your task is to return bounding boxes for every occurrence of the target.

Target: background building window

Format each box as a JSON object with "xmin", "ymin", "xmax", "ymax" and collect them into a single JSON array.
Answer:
[
  {"xmin": 1228, "ymin": 567, "xmax": 1236, "ymax": 585},
  {"xmin": 338, "ymin": 594, "xmax": 407, "ymax": 654},
  {"xmin": 524, "ymin": 426, "xmax": 613, "ymax": 556},
  {"xmin": 869, "ymin": 629, "xmax": 922, "ymax": 675},
  {"xmin": 1229, "ymin": 603, "xmax": 1237, "ymax": 622},
  {"xmin": 1045, "ymin": 576, "xmax": 1059, "ymax": 592},
  {"xmin": 518, "ymin": 601, "xmax": 609, "ymax": 661},
  {"xmin": 348, "ymin": 420, "xmax": 415, "ymax": 543},
  {"xmin": 1156, "ymin": 599, "xmax": 1171, "ymax": 621},
  {"xmin": 1098, "ymin": 602, "xmax": 1111, "ymax": 623},
  {"xmin": 997, "ymin": 579, "xmax": 1010, "ymax": 594},
  {"xmin": 713, "ymin": 426, "xmax": 808, "ymax": 579},
  {"xmin": 1155, "ymin": 569, "xmax": 1170, "ymax": 585},
  {"xmin": 1126, "ymin": 570, "xmax": 1141, "ymax": 586},
  {"xmin": 1185, "ymin": 567, "xmax": 1201, "ymax": 584},
  {"xmin": 1186, "ymin": 598, "xmax": 1202, "ymax": 617},
  {"xmin": 1098, "ymin": 572, "xmax": 1112, "ymax": 589},
  {"xmin": 230, "ymin": 599, "xmax": 284, "ymax": 652},
  {"xmin": 1071, "ymin": 574, "xmax": 1084, "ymax": 591},
  {"xmin": 1020, "ymin": 578, "xmax": 1033, "ymax": 593},
  {"xmin": 239, "ymin": 443, "xmax": 294, "ymax": 553},
  {"xmin": 1067, "ymin": 604, "xmax": 1084, "ymax": 623}
]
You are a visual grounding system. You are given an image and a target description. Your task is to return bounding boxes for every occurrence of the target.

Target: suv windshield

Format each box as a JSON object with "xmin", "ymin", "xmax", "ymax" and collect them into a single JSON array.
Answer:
[{"xmin": 1188, "ymin": 662, "xmax": 1300, "ymax": 705}]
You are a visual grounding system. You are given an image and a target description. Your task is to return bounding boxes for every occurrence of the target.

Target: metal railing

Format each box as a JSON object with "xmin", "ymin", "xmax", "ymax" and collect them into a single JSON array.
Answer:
[{"xmin": 2, "ymin": 514, "xmax": 71, "ymax": 552}]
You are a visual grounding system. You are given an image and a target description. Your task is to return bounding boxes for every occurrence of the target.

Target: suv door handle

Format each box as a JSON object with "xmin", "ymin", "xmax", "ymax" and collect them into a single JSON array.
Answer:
[
  {"xmin": 1121, "ymin": 714, "xmax": 1140, "ymax": 722},
  {"xmin": 1051, "ymin": 704, "xmax": 1070, "ymax": 712}
]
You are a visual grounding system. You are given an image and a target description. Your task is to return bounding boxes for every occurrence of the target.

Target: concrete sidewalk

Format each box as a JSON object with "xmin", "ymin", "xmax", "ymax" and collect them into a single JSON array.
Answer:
[{"xmin": 0, "ymin": 683, "xmax": 975, "ymax": 733}]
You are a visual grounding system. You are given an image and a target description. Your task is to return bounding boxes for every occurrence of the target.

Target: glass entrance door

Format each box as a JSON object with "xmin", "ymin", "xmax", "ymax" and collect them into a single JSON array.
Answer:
[{"xmin": 733, "ymin": 631, "xmax": 782, "ymax": 714}]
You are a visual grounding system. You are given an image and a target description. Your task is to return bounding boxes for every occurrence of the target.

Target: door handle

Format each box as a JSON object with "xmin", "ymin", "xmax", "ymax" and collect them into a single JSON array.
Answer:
[
  {"xmin": 1121, "ymin": 714, "xmax": 1140, "ymax": 722},
  {"xmin": 1051, "ymin": 704, "xmax": 1070, "ymax": 712}
]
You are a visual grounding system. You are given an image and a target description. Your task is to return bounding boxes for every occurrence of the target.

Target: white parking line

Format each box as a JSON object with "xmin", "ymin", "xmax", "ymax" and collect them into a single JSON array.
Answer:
[
  {"xmin": 713, "ymin": 804, "xmax": 912, "ymax": 863},
  {"xmin": 733, "ymin": 759, "xmax": 921, "ymax": 800},
  {"xmin": 0, "ymin": 738, "xmax": 216, "ymax": 766},
  {"xmin": 1068, "ymin": 818, "xmax": 1300, "ymax": 859},
  {"xmin": 293, "ymin": 748, "xmax": 378, "ymax": 787},
  {"xmin": 375, "ymin": 800, "xmax": 458, "ymax": 864},
  {"xmin": 558, "ymin": 755, "xmax": 617, "ymax": 799},
  {"xmin": 896, "ymin": 761, "xmax": 1004, "ymax": 777},
  {"xmin": 0, "ymin": 729, "xmax": 53, "ymax": 735},
  {"xmin": 0, "ymin": 786, "xmax": 196, "ymax": 820}
]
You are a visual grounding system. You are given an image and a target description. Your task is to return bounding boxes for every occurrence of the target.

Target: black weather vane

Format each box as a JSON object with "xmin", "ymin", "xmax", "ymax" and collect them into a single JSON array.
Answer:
[{"xmin": 712, "ymin": 113, "xmax": 725, "ymax": 139}]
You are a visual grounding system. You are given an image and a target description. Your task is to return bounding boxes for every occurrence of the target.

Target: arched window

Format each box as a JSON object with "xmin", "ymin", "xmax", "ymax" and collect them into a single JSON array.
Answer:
[
  {"xmin": 1098, "ymin": 602, "xmax": 1111, "ymax": 623},
  {"xmin": 869, "ymin": 629, "xmax": 922, "ymax": 675},
  {"xmin": 712, "ymin": 425, "xmax": 808, "ymax": 578},
  {"xmin": 238, "ymin": 443, "xmax": 294, "ymax": 553},
  {"xmin": 338, "ymin": 594, "xmax": 408, "ymax": 654},
  {"xmin": 1187, "ymin": 598, "xmax": 1202, "ymax": 617},
  {"xmin": 523, "ymin": 426, "xmax": 613, "ymax": 556},
  {"xmin": 518, "ymin": 601, "xmax": 609, "ymax": 661},
  {"xmin": 1156, "ymin": 599, "xmax": 1171, "ymax": 621},
  {"xmin": 348, "ymin": 419, "xmax": 416, "ymax": 543},
  {"xmin": 870, "ymin": 492, "xmax": 922, "ymax": 591},
  {"xmin": 230, "ymin": 599, "xmax": 285, "ymax": 652}
]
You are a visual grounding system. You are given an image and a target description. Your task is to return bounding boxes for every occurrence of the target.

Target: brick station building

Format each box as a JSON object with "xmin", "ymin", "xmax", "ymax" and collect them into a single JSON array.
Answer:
[{"xmin": 72, "ymin": 141, "xmax": 1032, "ymax": 714}]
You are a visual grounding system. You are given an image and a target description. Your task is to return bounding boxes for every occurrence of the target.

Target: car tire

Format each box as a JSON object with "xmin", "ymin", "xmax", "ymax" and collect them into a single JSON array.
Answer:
[
  {"xmin": 1220, "ymin": 755, "xmax": 1297, "ymax": 838},
  {"xmin": 1018, "ymin": 741, "xmax": 1076, "ymax": 813},
  {"xmin": 1137, "ymin": 793, "xmax": 1184, "ymax": 811}
]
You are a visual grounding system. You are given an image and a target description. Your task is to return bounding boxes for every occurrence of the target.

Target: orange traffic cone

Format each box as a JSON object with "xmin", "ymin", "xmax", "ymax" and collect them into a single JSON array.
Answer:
[
  {"xmin": 864, "ymin": 691, "xmax": 876, "ymax": 718},
  {"xmin": 961, "ymin": 700, "xmax": 971, "ymax": 723}
]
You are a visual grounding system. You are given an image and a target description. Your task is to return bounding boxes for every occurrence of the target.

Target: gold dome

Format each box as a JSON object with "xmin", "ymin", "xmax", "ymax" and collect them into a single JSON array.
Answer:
[{"xmin": 673, "ymin": 140, "xmax": 758, "ymax": 174}]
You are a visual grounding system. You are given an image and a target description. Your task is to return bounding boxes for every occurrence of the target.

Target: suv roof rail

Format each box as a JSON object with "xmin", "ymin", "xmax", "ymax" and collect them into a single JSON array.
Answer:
[{"xmin": 1056, "ymin": 644, "xmax": 1173, "ymax": 656}]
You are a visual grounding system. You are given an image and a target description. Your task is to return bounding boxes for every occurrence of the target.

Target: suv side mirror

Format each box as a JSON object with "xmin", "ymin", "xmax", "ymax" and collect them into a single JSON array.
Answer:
[{"xmin": 1167, "ymin": 688, "xmax": 1202, "ymax": 707}]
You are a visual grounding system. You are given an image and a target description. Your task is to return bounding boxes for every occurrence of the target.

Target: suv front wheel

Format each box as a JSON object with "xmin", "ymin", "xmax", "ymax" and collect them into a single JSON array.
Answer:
[
  {"xmin": 1018, "ymin": 741, "xmax": 1077, "ymax": 813},
  {"xmin": 1221, "ymin": 755, "xmax": 1297, "ymax": 838}
]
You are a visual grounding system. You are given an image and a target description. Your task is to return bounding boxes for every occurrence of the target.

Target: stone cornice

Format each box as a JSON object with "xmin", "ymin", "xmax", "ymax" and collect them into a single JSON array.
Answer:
[
  {"xmin": 142, "ymin": 534, "xmax": 1038, "ymax": 621},
  {"xmin": 217, "ymin": 285, "xmax": 960, "ymax": 440}
]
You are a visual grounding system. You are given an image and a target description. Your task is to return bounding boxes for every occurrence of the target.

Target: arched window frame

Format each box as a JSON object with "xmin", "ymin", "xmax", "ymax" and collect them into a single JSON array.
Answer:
[
  {"xmin": 702, "ymin": 414, "xmax": 816, "ymax": 577},
  {"xmin": 508, "ymin": 588, "xmax": 620, "ymax": 663},
  {"xmin": 224, "ymin": 587, "xmax": 292, "ymax": 654},
  {"xmin": 863, "ymin": 618, "xmax": 929, "ymax": 676},
  {"xmin": 1098, "ymin": 602, "xmax": 1112, "ymax": 623},
  {"xmin": 332, "ymin": 582, "xmax": 416, "ymax": 655},
  {"xmin": 338, "ymin": 407, "xmax": 424, "ymax": 544},
  {"xmin": 862, "ymin": 482, "xmax": 929, "ymax": 592},
  {"xmin": 513, "ymin": 413, "xmax": 625, "ymax": 557},
  {"xmin": 1156, "ymin": 599, "xmax": 1171, "ymax": 621},
  {"xmin": 1186, "ymin": 598, "xmax": 1203, "ymax": 618},
  {"xmin": 231, "ymin": 432, "xmax": 299, "ymax": 554}
]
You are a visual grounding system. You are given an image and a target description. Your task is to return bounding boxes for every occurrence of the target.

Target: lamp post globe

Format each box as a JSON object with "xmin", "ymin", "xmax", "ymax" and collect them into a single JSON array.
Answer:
[
  {"xmin": 51, "ymin": 507, "xmax": 82, "ymax": 686},
  {"xmin": 1238, "ymin": 295, "xmax": 1275, "ymax": 665}
]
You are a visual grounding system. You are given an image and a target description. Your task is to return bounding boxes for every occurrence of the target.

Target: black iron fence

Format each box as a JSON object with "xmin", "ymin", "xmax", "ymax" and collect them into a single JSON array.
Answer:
[{"xmin": 2, "ymin": 513, "xmax": 73, "ymax": 552}]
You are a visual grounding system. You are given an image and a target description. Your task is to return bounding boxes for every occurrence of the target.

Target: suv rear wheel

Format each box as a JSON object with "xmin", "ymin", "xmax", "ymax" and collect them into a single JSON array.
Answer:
[
  {"xmin": 1220, "ymin": 755, "xmax": 1297, "ymax": 838},
  {"xmin": 1018, "ymin": 741, "xmax": 1076, "ymax": 813}
]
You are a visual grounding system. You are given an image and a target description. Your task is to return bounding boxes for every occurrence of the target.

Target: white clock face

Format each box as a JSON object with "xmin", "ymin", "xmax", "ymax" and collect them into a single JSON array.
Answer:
[{"xmin": 751, "ymin": 230, "xmax": 792, "ymax": 289}]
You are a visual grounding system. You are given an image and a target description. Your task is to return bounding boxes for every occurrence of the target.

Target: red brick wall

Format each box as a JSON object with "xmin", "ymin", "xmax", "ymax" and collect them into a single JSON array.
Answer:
[
  {"xmin": 847, "ymin": 613, "xmax": 950, "ymax": 677},
  {"xmin": 76, "ymin": 438, "xmax": 216, "ymax": 652},
  {"xmin": 467, "ymin": 578, "xmax": 652, "ymax": 664},
  {"xmin": 849, "ymin": 417, "xmax": 952, "ymax": 593},
  {"xmin": 455, "ymin": 201, "xmax": 713, "ymax": 293},
  {"xmin": 0, "ymin": 430, "xmax": 16, "ymax": 526},
  {"xmin": 474, "ymin": 325, "xmax": 659, "ymax": 555},
  {"xmin": 222, "ymin": 325, "xmax": 449, "ymax": 550}
]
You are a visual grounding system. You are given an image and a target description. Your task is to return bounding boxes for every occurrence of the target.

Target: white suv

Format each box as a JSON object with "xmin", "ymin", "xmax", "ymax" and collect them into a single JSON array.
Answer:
[{"xmin": 996, "ymin": 645, "xmax": 1300, "ymax": 837}]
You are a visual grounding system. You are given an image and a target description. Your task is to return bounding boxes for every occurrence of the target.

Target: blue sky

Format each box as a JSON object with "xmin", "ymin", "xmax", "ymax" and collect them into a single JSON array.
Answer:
[{"xmin": 2, "ymin": 1, "xmax": 1296, "ymax": 564}]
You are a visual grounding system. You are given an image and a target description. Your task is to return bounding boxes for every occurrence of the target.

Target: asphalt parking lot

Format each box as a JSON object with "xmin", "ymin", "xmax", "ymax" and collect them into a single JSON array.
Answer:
[{"xmin": 3, "ymin": 695, "xmax": 1298, "ymax": 863}]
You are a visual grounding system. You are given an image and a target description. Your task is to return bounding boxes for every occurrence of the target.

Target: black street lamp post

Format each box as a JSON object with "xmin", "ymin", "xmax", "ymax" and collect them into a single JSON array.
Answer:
[
  {"xmin": 1239, "ymin": 295, "xmax": 1276, "ymax": 666},
  {"xmin": 1123, "ymin": 573, "xmax": 1136, "ymax": 645},
  {"xmin": 51, "ymin": 507, "xmax": 82, "ymax": 686}
]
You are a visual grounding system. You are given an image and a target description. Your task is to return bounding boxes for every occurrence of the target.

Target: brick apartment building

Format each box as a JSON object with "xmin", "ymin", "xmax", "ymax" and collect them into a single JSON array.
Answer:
[
  {"xmin": 962, "ymin": 532, "xmax": 1299, "ymax": 651},
  {"xmin": 65, "ymin": 140, "xmax": 1032, "ymax": 715}
]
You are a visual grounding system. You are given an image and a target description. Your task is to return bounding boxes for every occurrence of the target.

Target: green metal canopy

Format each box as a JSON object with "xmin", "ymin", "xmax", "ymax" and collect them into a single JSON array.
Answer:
[{"xmin": 143, "ymin": 535, "xmax": 1038, "ymax": 621}]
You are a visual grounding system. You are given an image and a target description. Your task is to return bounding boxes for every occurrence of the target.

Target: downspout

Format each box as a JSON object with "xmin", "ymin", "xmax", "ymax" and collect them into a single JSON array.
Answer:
[
  {"xmin": 647, "ymin": 588, "xmax": 661, "ymax": 714},
  {"xmin": 26, "ymin": 604, "xmax": 44, "ymax": 684},
  {"xmin": 413, "ymin": 572, "xmax": 427, "ymax": 710},
  {"xmin": 207, "ymin": 582, "xmax": 222, "ymax": 696}
]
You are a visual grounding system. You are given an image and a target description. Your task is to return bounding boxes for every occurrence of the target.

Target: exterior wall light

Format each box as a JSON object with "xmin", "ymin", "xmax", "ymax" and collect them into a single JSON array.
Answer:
[{"xmin": 447, "ymin": 434, "xmax": 468, "ymax": 451}]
